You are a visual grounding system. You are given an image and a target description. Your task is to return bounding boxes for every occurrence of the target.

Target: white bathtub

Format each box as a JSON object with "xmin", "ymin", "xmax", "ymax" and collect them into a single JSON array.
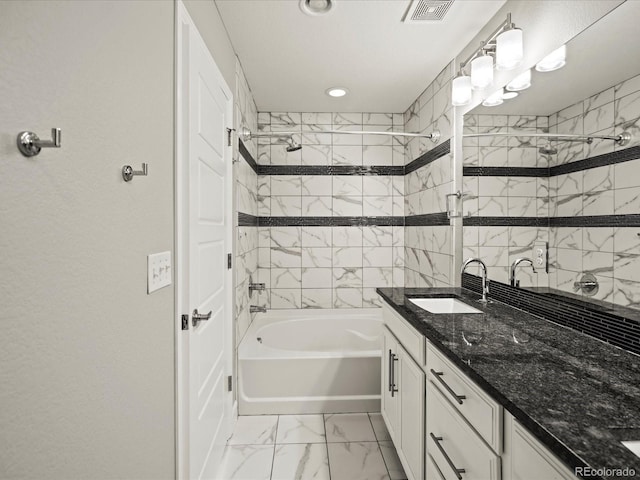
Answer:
[{"xmin": 238, "ymin": 308, "xmax": 383, "ymax": 415}]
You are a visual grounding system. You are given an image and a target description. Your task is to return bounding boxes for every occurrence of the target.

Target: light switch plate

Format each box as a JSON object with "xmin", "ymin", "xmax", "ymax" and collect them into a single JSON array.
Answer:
[{"xmin": 148, "ymin": 251, "xmax": 172, "ymax": 294}]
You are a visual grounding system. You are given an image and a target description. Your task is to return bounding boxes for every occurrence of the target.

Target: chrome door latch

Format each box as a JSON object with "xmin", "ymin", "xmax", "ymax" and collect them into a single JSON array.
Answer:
[
  {"xmin": 192, "ymin": 308, "xmax": 212, "ymax": 327},
  {"xmin": 181, "ymin": 314, "xmax": 189, "ymax": 331}
]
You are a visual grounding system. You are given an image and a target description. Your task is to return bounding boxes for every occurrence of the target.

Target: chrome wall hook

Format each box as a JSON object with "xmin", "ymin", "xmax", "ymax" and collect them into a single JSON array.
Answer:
[
  {"xmin": 122, "ymin": 163, "xmax": 148, "ymax": 182},
  {"xmin": 17, "ymin": 128, "xmax": 61, "ymax": 157}
]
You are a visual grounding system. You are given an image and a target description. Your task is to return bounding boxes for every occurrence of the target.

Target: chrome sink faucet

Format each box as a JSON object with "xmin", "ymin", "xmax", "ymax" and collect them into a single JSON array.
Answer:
[
  {"xmin": 461, "ymin": 258, "xmax": 489, "ymax": 303},
  {"xmin": 510, "ymin": 258, "xmax": 536, "ymax": 288}
]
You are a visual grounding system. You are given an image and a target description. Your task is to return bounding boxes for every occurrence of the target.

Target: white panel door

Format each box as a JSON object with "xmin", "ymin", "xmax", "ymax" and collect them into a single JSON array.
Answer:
[{"xmin": 177, "ymin": 3, "xmax": 233, "ymax": 479}]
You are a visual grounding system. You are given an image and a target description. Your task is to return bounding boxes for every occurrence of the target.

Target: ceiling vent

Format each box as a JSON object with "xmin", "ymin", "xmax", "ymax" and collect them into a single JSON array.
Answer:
[{"xmin": 403, "ymin": 0, "xmax": 454, "ymax": 22}]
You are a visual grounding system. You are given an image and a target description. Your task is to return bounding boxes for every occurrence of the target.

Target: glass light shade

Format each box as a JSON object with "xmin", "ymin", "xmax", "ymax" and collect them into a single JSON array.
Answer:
[
  {"xmin": 506, "ymin": 69, "xmax": 531, "ymax": 91},
  {"xmin": 536, "ymin": 45, "xmax": 566, "ymax": 72},
  {"xmin": 452, "ymin": 75, "xmax": 472, "ymax": 106},
  {"xmin": 482, "ymin": 89, "xmax": 505, "ymax": 107},
  {"xmin": 496, "ymin": 28, "xmax": 523, "ymax": 71},
  {"xmin": 502, "ymin": 91, "xmax": 518, "ymax": 99},
  {"xmin": 470, "ymin": 54, "xmax": 494, "ymax": 90}
]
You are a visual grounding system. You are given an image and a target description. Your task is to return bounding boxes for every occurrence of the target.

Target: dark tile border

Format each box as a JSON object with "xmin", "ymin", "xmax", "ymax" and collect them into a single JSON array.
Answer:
[
  {"xmin": 259, "ymin": 216, "xmax": 404, "ymax": 227},
  {"xmin": 405, "ymin": 139, "xmax": 451, "ymax": 174},
  {"xmin": 463, "ymin": 145, "xmax": 640, "ymax": 178},
  {"xmin": 463, "ymin": 217, "xmax": 549, "ymax": 227},
  {"xmin": 463, "ymin": 273, "xmax": 640, "ymax": 355},
  {"xmin": 549, "ymin": 214, "xmax": 640, "ymax": 227},
  {"xmin": 238, "ymin": 139, "xmax": 258, "ymax": 173},
  {"xmin": 550, "ymin": 144, "xmax": 640, "ymax": 176},
  {"xmin": 463, "ymin": 166, "xmax": 549, "ymax": 177},
  {"xmin": 238, "ymin": 212, "xmax": 259, "ymax": 226},
  {"xmin": 257, "ymin": 165, "xmax": 404, "ymax": 176},
  {"xmin": 404, "ymin": 212, "xmax": 450, "ymax": 226}
]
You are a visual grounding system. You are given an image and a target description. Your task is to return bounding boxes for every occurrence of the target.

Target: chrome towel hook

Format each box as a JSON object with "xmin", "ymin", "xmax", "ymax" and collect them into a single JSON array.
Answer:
[
  {"xmin": 122, "ymin": 163, "xmax": 148, "ymax": 182},
  {"xmin": 17, "ymin": 128, "xmax": 61, "ymax": 157}
]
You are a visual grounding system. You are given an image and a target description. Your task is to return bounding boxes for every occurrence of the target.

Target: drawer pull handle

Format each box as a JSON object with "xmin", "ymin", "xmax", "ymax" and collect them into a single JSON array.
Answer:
[
  {"xmin": 388, "ymin": 349, "xmax": 393, "ymax": 392},
  {"xmin": 390, "ymin": 350, "xmax": 398, "ymax": 397},
  {"xmin": 430, "ymin": 369, "xmax": 466, "ymax": 405},
  {"xmin": 430, "ymin": 433, "xmax": 466, "ymax": 480}
]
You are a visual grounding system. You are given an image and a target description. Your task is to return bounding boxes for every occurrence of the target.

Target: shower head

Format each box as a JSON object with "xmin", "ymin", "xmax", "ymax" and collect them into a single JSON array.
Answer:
[
  {"xmin": 539, "ymin": 144, "xmax": 557, "ymax": 155},
  {"xmin": 285, "ymin": 136, "xmax": 302, "ymax": 152}
]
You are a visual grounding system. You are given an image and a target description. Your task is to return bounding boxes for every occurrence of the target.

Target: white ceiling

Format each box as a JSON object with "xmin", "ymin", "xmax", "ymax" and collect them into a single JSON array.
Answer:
[
  {"xmin": 215, "ymin": 0, "xmax": 506, "ymax": 113},
  {"xmin": 473, "ymin": 0, "xmax": 640, "ymax": 116}
]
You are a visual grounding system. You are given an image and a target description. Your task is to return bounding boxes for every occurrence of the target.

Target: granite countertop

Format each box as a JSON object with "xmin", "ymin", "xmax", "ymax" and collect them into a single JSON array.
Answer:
[{"xmin": 376, "ymin": 287, "xmax": 640, "ymax": 480}]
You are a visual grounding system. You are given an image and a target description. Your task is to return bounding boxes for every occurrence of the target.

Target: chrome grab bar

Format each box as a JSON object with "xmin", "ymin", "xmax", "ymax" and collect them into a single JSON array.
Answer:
[
  {"xmin": 192, "ymin": 308, "xmax": 212, "ymax": 327},
  {"xmin": 430, "ymin": 369, "xmax": 466, "ymax": 405},
  {"xmin": 430, "ymin": 433, "xmax": 466, "ymax": 480}
]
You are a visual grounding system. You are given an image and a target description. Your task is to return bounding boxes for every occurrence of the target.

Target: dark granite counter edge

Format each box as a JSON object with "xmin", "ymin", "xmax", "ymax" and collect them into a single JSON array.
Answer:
[{"xmin": 376, "ymin": 287, "xmax": 594, "ymax": 476}]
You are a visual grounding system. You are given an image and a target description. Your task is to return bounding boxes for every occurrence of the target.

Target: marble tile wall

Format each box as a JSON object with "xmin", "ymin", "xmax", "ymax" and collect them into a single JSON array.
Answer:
[
  {"xmin": 234, "ymin": 60, "xmax": 259, "ymax": 343},
  {"xmin": 547, "ymin": 73, "xmax": 640, "ymax": 307},
  {"xmin": 462, "ymin": 113, "xmax": 550, "ymax": 285},
  {"xmin": 403, "ymin": 62, "xmax": 456, "ymax": 288},
  {"xmin": 256, "ymin": 112, "xmax": 405, "ymax": 309}
]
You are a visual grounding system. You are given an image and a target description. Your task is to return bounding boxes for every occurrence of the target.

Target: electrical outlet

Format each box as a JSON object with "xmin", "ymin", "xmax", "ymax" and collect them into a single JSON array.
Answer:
[
  {"xmin": 532, "ymin": 241, "xmax": 548, "ymax": 273},
  {"xmin": 148, "ymin": 251, "xmax": 172, "ymax": 294}
]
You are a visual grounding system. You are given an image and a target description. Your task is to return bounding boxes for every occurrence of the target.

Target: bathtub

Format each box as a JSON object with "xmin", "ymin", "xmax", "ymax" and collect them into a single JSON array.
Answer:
[{"xmin": 238, "ymin": 308, "xmax": 382, "ymax": 415}]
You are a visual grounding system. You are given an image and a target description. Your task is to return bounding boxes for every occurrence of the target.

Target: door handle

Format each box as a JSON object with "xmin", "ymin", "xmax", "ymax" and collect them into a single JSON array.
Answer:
[{"xmin": 192, "ymin": 308, "xmax": 212, "ymax": 327}]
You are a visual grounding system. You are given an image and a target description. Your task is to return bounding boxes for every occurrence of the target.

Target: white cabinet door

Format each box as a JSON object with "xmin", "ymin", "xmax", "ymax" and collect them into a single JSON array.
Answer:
[
  {"xmin": 382, "ymin": 327, "xmax": 400, "ymax": 442},
  {"xmin": 399, "ymin": 346, "xmax": 425, "ymax": 480}
]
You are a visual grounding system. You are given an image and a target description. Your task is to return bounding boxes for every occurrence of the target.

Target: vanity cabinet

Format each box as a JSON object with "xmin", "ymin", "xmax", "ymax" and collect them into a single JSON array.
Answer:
[
  {"xmin": 382, "ymin": 310, "xmax": 425, "ymax": 480},
  {"xmin": 426, "ymin": 342, "xmax": 501, "ymax": 480},
  {"xmin": 504, "ymin": 415, "xmax": 576, "ymax": 480}
]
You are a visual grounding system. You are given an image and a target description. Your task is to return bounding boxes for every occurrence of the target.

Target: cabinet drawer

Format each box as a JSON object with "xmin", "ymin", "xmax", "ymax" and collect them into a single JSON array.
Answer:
[
  {"xmin": 427, "ymin": 343, "xmax": 502, "ymax": 453},
  {"xmin": 383, "ymin": 303, "xmax": 425, "ymax": 364},
  {"xmin": 427, "ymin": 382, "xmax": 501, "ymax": 480}
]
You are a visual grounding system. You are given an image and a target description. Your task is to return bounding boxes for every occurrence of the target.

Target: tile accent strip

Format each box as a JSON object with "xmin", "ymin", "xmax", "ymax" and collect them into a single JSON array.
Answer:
[
  {"xmin": 549, "ymin": 214, "xmax": 640, "ymax": 228},
  {"xmin": 463, "ymin": 166, "xmax": 549, "ymax": 177},
  {"xmin": 463, "ymin": 216, "xmax": 549, "ymax": 227},
  {"xmin": 239, "ymin": 139, "xmax": 258, "ymax": 174},
  {"xmin": 259, "ymin": 216, "xmax": 404, "ymax": 227},
  {"xmin": 404, "ymin": 139, "xmax": 451, "ymax": 174},
  {"xmin": 463, "ymin": 273, "xmax": 640, "ymax": 355},
  {"xmin": 238, "ymin": 212, "xmax": 259, "ymax": 226},
  {"xmin": 549, "ymin": 144, "xmax": 640, "ymax": 176},
  {"xmin": 404, "ymin": 212, "xmax": 450, "ymax": 226},
  {"xmin": 463, "ymin": 145, "xmax": 640, "ymax": 177},
  {"xmin": 257, "ymin": 165, "xmax": 404, "ymax": 176}
]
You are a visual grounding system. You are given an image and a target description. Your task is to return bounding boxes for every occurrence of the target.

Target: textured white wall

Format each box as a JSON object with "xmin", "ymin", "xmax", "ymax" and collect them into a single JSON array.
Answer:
[{"xmin": 0, "ymin": 1, "xmax": 176, "ymax": 478}]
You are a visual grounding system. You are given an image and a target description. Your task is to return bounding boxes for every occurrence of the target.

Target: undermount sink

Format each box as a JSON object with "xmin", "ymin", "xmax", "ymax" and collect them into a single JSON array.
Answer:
[
  {"xmin": 409, "ymin": 297, "xmax": 483, "ymax": 314},
  {"xmin": 622, "ymin": 440, "xmax": 640, "ymax": 459}
]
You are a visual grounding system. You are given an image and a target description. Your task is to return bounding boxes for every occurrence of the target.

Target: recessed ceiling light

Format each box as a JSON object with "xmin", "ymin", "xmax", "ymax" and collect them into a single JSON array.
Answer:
[
  {"xmin": 299, "ymin": 0, "xmax": 333, "ymax": 16},
  {"xmin": 326, "ymin": 87, "xmax": 348, "ymax": 97}
]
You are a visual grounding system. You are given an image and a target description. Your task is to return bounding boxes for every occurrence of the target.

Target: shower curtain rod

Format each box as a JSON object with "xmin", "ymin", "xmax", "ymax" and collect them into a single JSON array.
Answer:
[
  {"xmin": 239, "ymin": 126, "xmax": 440, "ymax": 142},
  {"xmin": 463, "ymin": 131, "xmax": 631, "ymax": 146}
]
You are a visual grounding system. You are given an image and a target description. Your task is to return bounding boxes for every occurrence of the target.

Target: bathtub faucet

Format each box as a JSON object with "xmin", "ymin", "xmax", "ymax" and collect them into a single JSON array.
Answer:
[{"xmin": 250, "ymin": 305, "xmax": 267, "ymax": 314}]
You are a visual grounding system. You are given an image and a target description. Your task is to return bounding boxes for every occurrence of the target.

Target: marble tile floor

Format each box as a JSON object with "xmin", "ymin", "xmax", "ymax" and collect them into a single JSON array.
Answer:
[{"xmin": 217, "ymin": 412, "xmax": 407, "ymax": 480}]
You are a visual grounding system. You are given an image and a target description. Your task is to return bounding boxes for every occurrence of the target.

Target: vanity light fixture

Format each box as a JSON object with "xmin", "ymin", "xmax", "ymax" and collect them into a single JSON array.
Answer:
[
  {"xmin": 502, "ymin": 91, "xmax": 518, "ymax": 100},
  {"xmin": 470, "ymin": 49, "xmax": 494, "ymax": 90},
  {"xmin": 451, "ymin": 13, "xmax": 524, "ymax": 107},
  {"xmin": 482, "ymin": 88, "xmax": 505, "ymax": 107},
  {"xmin": 506, "ymin": 69, "xmax": 531, "ymax": 91},
  {"xmin": 536, "ymin": 45, "xmax": 566, "ymax": 72},
  {"xmin": 495, "ymin": 24, "xmax": 524, "ymax": 70},
  {"xmin": 326, "ymin": 87, "xmax": 348, "ymax": 97},
  {"xmin": 452, "ymin": 72, "xmax": 473, "ymax": 106}
]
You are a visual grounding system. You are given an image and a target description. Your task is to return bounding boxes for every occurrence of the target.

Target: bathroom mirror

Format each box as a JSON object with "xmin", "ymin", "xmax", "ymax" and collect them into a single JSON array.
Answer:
[{"xmin": 462, "ymin": 0, "xmax": 640, "ymax": 308}]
